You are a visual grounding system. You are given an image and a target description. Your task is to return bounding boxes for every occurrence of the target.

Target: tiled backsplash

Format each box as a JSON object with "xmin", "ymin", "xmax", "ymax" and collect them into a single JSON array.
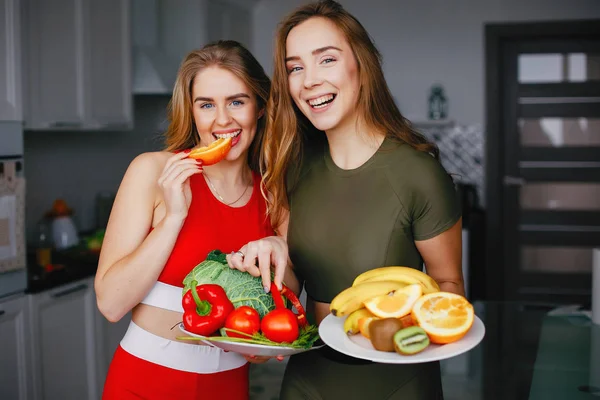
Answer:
[{"xmin": 420, "ymin": 123, "xmax": 486, "ymax": 207}]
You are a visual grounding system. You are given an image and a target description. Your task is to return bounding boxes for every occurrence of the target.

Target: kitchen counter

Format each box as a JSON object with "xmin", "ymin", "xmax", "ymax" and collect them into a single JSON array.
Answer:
[
  {"xmin": 25, "ymin": 246, "xmax": 100, "ymax": 294},
  {"xmin": 0, "ymin": 269, "xmax": 27, "ymax": 298}
]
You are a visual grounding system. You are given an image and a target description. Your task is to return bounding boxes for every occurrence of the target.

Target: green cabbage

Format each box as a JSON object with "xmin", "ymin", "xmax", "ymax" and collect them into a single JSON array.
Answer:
[{"xmin": 182, "ymin": 250, "xmax": 278, "ymax": 318}]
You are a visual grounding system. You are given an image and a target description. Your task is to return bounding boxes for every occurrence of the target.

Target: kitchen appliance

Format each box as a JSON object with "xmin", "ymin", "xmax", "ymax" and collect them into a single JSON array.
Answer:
[
  {"xmin": 0, "ymin": 156, "xmax": 25, "ymax": 273},
  {"xmin": 51, "ymin": 215, "xmax": 79, "ymax": 250},
  {"xmin": 0, "ymin": 120, "xmax": 26, "ymax": 301}
]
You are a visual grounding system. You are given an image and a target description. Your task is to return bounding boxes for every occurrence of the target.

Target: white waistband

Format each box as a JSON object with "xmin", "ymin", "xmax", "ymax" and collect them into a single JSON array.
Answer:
[
  {"xmin": 120, "ymin": 321, "xmax": 247, "ymax": 374},
  {"xmin": 141, "ymin": 281, "xmax": 184, "ymax": 313}
]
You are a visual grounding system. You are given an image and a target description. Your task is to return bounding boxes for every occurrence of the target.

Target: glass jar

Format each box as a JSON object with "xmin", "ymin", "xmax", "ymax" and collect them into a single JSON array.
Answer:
[{"xmin": 428, "ymin": 84, "xmax": 448, "ymax": 120}]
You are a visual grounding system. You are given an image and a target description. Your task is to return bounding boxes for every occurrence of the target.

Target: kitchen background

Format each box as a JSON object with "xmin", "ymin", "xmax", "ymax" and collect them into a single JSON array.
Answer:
[
  {"xmin": 20, "ymin": 0, "xmax": 600, "ymax": 237},
  {"xmin": 1, "ymin": 0, "xmax": 600, "ymax": 399}
]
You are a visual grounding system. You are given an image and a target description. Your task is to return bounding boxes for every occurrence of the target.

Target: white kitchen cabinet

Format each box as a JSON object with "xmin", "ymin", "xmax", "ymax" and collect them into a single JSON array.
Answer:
[
  {"xmin": 87, "ymin": 0, "xmax": 132, "ymax": 130},
  {"xmin": 22, "ymin": 0, "xmax": 132, "ymax": 130},
  {"xmin": 0, "ymin": 293, "xmax": 33, "ymax": 400},
  {"xmin": 28, "ymin": 277, "xmax": 100, "ymax": 400},
  {"xmin": 0, "ymin": 0, "xmax": 22, "ymax": 121}
]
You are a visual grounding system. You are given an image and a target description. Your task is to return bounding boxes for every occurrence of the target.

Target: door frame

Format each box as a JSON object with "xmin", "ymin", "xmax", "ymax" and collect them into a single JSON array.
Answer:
[{"xmin": 484, "ymin": 19, "xmax": 600, "ymax": 301}]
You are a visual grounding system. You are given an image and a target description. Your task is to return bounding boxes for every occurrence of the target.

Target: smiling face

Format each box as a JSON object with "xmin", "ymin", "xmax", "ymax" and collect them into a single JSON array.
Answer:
[
  {"xmin": 285, "ymin": 17, "xmax": 361, "ymax": 135},
  {"xmin": 191, "ymin": 66, "xmax": 261, "ymax": 162}
]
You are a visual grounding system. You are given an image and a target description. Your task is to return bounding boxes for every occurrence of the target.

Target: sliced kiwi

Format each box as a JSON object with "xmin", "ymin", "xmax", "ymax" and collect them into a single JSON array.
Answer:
[
  {"xmin": 368, "ymin": 318, "xmax": 404, "ymax": 352},
  {"xmin": 393, "ymin": 326, "xmax": 430, "ymax": 355}
]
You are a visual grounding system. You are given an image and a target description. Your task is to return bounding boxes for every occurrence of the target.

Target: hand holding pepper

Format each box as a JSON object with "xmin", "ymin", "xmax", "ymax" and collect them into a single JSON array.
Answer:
[{"xmin": 182, "ymin": 281, "xmax": 234, "ymax": 336}]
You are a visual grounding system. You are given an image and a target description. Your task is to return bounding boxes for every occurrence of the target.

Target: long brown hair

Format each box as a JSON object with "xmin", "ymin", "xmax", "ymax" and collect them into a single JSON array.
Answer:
[
  {"xmin": 262, "ymin": 0, "xmax": 439, "ymax": 228},
  {"xmin": 165, "ymin": 40, "xmax": 271, "ymax": 172}
]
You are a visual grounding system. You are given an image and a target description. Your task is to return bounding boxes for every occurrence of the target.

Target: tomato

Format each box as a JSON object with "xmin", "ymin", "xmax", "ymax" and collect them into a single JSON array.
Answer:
[
  {"xmin": 224, "ymin": 306, "xmax": 260, "ymax": 339},
  {"xmin": 260, "ymin": 309, "xmax": 299, "ymax": 343},
  {"xmin": 187, "ymin": 137, "xmax": 232, "ymax": 166}
]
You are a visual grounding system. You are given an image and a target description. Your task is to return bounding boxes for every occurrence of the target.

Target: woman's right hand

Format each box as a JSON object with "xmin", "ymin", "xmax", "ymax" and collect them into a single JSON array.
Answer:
[
  {"xmin": 157, "ymin": 150, "xmax": 203, "ymax": 221},
  {"xmin": 226, "ymin": 236, "xmax": 289, "ymax": 292}
]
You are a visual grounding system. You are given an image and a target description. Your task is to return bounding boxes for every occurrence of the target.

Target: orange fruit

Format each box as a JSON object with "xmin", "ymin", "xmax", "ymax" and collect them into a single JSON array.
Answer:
[
  {"xmin": 188, "ymin": 137, "xmax": 233, "ymax": 165},
  {"xmin": 398, "ymin": 314, "xmax": 416, "ymax": 329},
  {"xmin": 48, "ymin": 199, "xmax": 72, "ymax": 217},
  {"xmin": 358, "ymin": 316, "xmax": 378, "ymax": 339},
  {"xmin": 411, "ymin": 292, "xmax": 474, "ymax": 344},
  {"xmin": 363, "ymin": 284, "xmax": 422, "ymax": 319}
]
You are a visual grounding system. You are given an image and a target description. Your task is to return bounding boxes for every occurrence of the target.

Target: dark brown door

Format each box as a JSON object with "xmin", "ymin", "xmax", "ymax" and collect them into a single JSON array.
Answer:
[{"xmin": 486, "ymin": 20, "xmax": 600, "ymax": 303}]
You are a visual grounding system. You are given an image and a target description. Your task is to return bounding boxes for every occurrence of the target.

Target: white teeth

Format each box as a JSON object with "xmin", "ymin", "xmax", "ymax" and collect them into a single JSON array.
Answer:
[
  {"xmin": 308, "ymin": 94, "xmax": 334, "ymax": 107},
  {"xmin": 214, "ymin": 130, "xmax": 241, "ymax": 139}
]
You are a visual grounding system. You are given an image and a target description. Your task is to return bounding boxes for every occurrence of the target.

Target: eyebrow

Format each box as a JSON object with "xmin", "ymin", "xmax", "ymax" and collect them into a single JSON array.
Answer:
[
  {"xmin": 193, "ymin": 93, "xmax": 250, "ymax": 103},
  {"xmin": 285, "ymin": 46, "xmax": 343, "ymax": 62}
]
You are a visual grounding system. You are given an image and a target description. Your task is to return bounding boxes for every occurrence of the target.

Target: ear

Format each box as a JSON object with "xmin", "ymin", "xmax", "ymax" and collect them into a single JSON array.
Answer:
[{"xmin": 258, "ymin": 108, "xmax": 265, "ymax": 119}]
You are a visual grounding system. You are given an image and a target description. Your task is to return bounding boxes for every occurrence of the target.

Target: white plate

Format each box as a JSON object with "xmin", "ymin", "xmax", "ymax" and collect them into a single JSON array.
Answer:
[
  {"xmin": 318, "ymin": 313, "xmax": 485, "ymax": 364},
  {"xmin": 178, "ymin": 323, "xmax": 324, "ymax": 357}
]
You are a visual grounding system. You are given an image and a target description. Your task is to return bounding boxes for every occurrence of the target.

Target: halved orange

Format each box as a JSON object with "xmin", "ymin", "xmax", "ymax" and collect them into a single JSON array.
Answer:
[
  {"xmin": 411, "ymin": 292, "xmax": 474, "ymax": 344},
  {"xmin": 188, "ymin": 137, "xmax": 233, "ymax": 165},
  {"xmin": 363, "ymin": 284, "xmax": 422, "ymax": 319}
]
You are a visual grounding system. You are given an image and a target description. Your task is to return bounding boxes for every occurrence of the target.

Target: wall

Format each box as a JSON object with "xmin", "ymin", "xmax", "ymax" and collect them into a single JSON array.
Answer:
[
  {"xmin": 23, "ymin": 96, "xmax": 169, "ymax": 239},
  {"xmin": 252, "ymin": 0, "xmax": 600, "ymax": 125}
]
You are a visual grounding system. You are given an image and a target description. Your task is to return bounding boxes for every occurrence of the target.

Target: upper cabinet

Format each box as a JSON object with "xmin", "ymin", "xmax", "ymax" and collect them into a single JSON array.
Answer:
[
  {"xmin": 0, "ymin": 0, "xmax": 22, "ymax": 121},
  {"xmin": 88, "ymin": 0, "xmax": 132, "ymax": 130},
  {"xmin": 2, "ymin": 0, "xmax": 259, "ymax": 126},
  {"xmin": 22, "ymin": 0, "xmax": 132, "ymax": 130}
]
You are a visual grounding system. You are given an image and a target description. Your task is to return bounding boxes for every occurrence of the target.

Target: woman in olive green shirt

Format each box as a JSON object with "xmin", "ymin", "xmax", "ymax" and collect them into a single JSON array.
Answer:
[{"xmin": 227, "ymin": 1, "xmax": 464, "ymax": 398}]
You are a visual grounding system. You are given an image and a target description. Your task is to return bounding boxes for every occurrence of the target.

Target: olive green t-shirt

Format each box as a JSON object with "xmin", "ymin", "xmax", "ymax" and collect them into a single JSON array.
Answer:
[{"xmin": 287, "ymin": 137, "xmax": 461, "ymax": 303}]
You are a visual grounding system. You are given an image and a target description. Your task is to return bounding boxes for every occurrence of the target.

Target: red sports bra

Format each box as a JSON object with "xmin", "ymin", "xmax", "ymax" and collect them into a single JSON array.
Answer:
[{"xmin": 156, "ymin": 170, "xmax": 275, "ymax": 287}]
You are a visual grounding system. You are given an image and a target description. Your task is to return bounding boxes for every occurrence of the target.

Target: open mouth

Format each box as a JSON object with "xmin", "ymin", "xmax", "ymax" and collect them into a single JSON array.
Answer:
[
  {"xmin": 307, "ymin": 94, "xmax": 336, "ymax": 109},
  {"xmin": 213, "ymin": 129, "xmax": 241, "ymax": 140}
]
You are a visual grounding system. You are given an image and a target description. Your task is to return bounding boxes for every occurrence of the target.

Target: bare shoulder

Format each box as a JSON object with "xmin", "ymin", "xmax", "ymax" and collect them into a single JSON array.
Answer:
[{"xmin": 125, "ymin": 151, "xmax": 172, "ymax": 179}]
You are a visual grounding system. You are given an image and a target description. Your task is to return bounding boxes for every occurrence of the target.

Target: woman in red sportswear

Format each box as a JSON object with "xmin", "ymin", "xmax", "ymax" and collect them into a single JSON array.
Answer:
[{"xmin": 95, "ymin": 40, "xmax": 274, "ymax": 399}]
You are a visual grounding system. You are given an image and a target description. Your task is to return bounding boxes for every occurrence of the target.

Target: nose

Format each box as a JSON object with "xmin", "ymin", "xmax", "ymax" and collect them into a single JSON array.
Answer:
[
  {"xmin": 303, "ymin": 65, "xmax": 322, "ymax": 89},
  {"xmin": 215, "ymin": 106, "xmax": 233, "ymax": 126}
]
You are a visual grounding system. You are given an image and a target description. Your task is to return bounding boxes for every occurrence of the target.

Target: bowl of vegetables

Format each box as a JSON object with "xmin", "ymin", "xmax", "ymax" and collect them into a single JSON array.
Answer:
[{"xmin": 177, "ymin": 250, "xmax": 322, "ymax": 357}]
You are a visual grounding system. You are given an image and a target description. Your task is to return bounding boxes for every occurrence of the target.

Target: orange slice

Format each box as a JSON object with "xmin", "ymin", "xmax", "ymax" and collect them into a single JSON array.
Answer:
[
  {"xmin": 358, "ymin": 316, "xmax": 378, "ymax": 339},
  {"xmin": 188, "ymin": 137, "xmax": 233, "ymax": 166},
  {"xmin": 363, "ymin": 284, "xmax": 422, "ymax": 319},
  {"xmin": 411, "ymin": 292, "xmax": 474, "ymax": 344}
]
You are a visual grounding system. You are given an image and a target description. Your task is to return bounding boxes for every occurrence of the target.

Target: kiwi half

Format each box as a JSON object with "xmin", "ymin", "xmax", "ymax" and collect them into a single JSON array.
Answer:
[
  {"xmin": 368, "ymin": 318, "xmax": 404, "ymax": 352},
  {"xmin": 393, "ymin": 326, "xmax": 430, "ymax": 355}
]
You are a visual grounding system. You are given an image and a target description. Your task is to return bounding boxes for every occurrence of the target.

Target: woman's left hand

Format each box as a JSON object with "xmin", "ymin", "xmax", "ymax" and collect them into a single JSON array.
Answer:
[
  {"xmin": 226, "ymin": 236, "xmax": 289, "ymax": 292},
  {"xmin": 244, "ymin": 354, "xmax": 285, "ymax": 364}
]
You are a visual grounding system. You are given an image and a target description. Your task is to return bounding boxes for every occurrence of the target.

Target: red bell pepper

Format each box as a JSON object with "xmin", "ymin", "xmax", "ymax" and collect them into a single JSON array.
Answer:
[
  {"xmin": 280, "ymin": 284, "xmax": 309, "ymax": 328},
  {"xmin": 182, "ymin": 281, "xmax": 234, "ymax": 336}
]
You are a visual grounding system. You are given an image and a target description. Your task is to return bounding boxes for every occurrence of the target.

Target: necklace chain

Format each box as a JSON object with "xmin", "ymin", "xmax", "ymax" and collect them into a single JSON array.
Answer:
[{"xmin": 203, "ymin": 173, "xmax": 252, "ymax": 206}]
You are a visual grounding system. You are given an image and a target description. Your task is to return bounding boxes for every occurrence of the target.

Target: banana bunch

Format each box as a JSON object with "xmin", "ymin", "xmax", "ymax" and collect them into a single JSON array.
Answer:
[
  {"xmin": 329, "ymin": 281, "xmax": 406, "ymax": 317},
  {"xmin": 352, "ymin": 266, "xmax": 440, "ymax": 294}
]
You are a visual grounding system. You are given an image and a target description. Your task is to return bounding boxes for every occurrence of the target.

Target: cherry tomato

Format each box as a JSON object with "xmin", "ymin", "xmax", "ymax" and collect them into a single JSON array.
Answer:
[
  {"xmin": 260, "ymin": 309, "xmax": 299, "ymax": 343},
  {"xmin": 224, "ymin": 306, "xmax": 260, "ymax": 338}
]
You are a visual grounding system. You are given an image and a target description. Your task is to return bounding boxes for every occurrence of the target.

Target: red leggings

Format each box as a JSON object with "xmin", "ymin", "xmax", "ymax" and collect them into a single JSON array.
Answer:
[{"xmin": 102, "ymin": 345, "xmax": 250, "ymax": 399}]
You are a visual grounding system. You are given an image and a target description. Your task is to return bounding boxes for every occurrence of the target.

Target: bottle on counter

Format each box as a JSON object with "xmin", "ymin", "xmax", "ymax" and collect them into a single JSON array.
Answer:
[{"xmin": 34, "ymin": 217, "xmax": 53, "ymax": 268}]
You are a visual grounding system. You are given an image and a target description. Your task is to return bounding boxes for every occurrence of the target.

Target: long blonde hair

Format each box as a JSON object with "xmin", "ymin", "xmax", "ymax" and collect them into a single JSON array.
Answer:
[
  {"xmin": 261, "ymin": 0, "xmax": 440, "ymax": 228},
  {"xmin": 165, "ymin": 40, "xmax": 271, "ymax": 172}
]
